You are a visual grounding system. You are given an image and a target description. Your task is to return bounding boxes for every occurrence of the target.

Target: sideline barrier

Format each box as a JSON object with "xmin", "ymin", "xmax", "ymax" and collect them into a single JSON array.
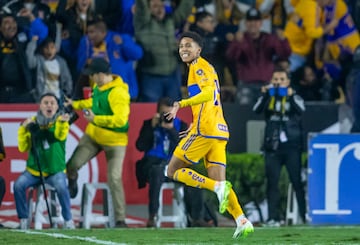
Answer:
[
  {"xmin": 0, "ymin": 103, "xmax": 191, "ymax": 207},
  {"xmin": 0, "ymin": 102, "xmax": 340, "ymax": 207},
  {"xmin": 308, "ymin": 133, "xmax": 360, "ymax": 224}
]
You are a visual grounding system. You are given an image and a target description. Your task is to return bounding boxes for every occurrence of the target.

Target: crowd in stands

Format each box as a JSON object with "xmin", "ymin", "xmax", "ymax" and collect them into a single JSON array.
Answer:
[{"xmin": 0, "ymin": 0, "xmax": 359, "ymax": 105}]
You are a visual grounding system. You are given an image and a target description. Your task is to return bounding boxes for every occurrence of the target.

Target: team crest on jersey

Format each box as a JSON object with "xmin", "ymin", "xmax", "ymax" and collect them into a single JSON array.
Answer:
[{"xmin": 196, "ymin": 69, "xmax": 204, "ymax": 76}]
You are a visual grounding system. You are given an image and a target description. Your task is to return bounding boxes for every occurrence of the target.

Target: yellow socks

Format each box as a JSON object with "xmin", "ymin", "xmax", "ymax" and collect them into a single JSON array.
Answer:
[
  {"xmin": 227, "ymin": 189, "xmax": 244, "ymax": 219},
  {"xmin": 174, "ymin": 167, "xmax": 244, "ymax": 220},
  {"xmin": 174, "ymin": 168, "xmax": 216, "ymax": 191}
]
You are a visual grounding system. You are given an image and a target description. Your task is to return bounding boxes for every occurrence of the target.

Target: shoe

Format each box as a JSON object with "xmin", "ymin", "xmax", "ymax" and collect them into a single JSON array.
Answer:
[
  {"xmin": 263, "ymin": 219, "xmax": 281, "ymax": 227},
  {"xmin": 19, "ymin": 218, "xmax": 28, "ymax": 230},
  {"xmin": 115, "ymin": 220, "xmax": 128, "ymax": 228},
  {"xmin": 68, "ymin": 178, "xmax": 78, "ymax": 198},
  {"xmin": 146, "ymin": 215, "xmax": 157, "ymax": 227},
  {"xmin": 64, "ymin": 220, "xmax": 75, "ymax": 229},
  {"xmin": 215, "ymin": 181, "xmax": 232, "ymax": 214},
  {"xmin": 233, "ymin": 218, "xmax": 254, "ymax": 239}
]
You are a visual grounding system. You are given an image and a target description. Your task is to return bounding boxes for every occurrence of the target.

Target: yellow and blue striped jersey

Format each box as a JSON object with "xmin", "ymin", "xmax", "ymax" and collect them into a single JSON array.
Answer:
[
  {"xmin": 284, "ymin": 0, "xmax": 323, "ymax": 56},
  {"xmin": 322, "ymin": 0, "xmax": 360, "ymax": 58},
  {"xmin": 182, "ymin": 57, "xmax": 229, "ymax": 140}
]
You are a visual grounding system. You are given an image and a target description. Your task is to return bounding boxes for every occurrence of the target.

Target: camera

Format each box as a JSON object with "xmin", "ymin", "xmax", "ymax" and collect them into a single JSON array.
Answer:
[
  {"xmin": 62, "ymin": 105, "xmax": 79, "ymax": 124},
  {"xmin": 268, "ymin": 84, "xmax": 288, "ymax": 97},
  {"xmin": 26, "ymin": 122, "xmax": 40, "ymax": 135},
  {"xmin": 160, "ymin": 112, "xmax": 173, "ymax": 124}
]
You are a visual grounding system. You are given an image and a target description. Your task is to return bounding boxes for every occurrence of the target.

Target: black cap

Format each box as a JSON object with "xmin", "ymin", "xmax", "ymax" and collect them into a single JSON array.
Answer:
[
  {"xmin": 83, "ymin": 58, "xmax": 111, "ymax": 75},
  {"xmin": 246, "ymin": 8, "xmax": 262, "ymax": 21}
]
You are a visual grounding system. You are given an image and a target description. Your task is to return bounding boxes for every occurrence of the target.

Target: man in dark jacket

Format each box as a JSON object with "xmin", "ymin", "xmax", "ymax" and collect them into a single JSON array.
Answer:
[
  {"xmin": 253, "ymin": 67, "xmax": 306, "ymax": 227},
  {"xmin": 0, "ymin": 11, "xmax": 48, "ymax": 103}
]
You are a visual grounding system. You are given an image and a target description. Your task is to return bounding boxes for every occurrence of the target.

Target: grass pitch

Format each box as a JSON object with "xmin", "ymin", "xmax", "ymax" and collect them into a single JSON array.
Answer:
[{"xmin": 1, "ymin": 226, "xmax": 360, "ymax": 245}]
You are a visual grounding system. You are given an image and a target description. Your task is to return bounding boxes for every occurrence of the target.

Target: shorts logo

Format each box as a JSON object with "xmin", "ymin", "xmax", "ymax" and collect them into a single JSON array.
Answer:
[{"xmin": 218, "ymin": 124, "xmax": 228, "ymax": 132}]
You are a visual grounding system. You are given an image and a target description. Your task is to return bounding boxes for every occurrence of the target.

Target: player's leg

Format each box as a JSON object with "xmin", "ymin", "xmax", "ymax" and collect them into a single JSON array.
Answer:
[
  {"xmin": 206, "ymin": 140, "xmax": 254, "ymax": 239},
  {"xmin": 167, "ymin": 134, "xmax": 218, "ymax": 192}
]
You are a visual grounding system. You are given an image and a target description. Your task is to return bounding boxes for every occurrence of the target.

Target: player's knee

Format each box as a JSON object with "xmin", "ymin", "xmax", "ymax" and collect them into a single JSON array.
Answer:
[{"xmin": 165, "ymin": 166, "xmax": 174, "ymax": 179}]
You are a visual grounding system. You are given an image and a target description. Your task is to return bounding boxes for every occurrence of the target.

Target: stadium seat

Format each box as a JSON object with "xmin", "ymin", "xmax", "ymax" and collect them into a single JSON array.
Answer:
[
  {"xmin": 28, "ymin": 184, "xmax": 64, "ymax": 229},
  {"xmin": 156, "ymin": 182, "xmax": 187, "ymax": 228},
  {"xmin": 80, "ymin": 183, "xmax": 115, "ymax": 229}
]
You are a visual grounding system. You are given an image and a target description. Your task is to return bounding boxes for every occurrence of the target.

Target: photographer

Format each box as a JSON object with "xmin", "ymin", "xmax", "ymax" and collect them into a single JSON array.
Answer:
[
  {"xmin": 14, "ymin": 92, "xmax": 75, "ymax": 230},
  {"xmin": 252, "ymin": 67, "xmax": 306, "ymax": 227},
  {"xmin": 136, "ymin": 97, "xmax": 213, "ymax": 227}
]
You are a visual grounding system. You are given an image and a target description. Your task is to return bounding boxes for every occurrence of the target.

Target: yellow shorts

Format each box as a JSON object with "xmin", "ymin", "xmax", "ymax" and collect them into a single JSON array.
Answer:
[{"xmin": 173, "ymin": 133, "xmax": 227, "ymax": 169}]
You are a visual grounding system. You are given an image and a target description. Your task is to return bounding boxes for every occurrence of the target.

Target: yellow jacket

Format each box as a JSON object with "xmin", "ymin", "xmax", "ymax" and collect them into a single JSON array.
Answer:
[
  {"xmin": 284, "ymin": 0, "xmax": 323, "ymax": 56},
  {"xmin": 72, "ymin": 76, "xmax": 130, "ymax": 146}
]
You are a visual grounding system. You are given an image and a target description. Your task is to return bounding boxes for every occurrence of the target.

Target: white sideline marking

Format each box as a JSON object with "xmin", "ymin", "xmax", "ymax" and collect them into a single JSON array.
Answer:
[{"xmin": 12, "ymin": 230, "xmax": 127, "ymax": 245}]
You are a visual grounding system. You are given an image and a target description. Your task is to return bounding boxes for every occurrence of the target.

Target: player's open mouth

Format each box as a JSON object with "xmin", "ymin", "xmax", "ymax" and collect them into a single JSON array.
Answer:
[{"xmin": 181, "ymin": 53, "xmax": 190, "ymax": 58}]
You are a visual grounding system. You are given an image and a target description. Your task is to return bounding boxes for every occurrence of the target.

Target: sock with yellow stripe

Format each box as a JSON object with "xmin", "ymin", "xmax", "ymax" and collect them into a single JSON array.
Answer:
[
  {"xmin": 227, "ymin": 188, "xmax": 245, "ymax": 221},
  {"xmin": 173, "ymin": 168, "xmax": 216, "ymax": 191}
]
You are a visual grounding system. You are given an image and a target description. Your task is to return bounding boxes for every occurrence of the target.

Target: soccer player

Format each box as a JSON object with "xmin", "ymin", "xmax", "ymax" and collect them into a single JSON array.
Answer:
[{"xmin": 166, "ymin": 31, "xmax": 254, "ymax": 239}]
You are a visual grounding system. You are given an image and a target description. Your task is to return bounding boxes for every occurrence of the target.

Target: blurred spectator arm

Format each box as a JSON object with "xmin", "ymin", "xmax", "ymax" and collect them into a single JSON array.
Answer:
[
  {"xmin": 274, "ymin": 29, "xmax": 291, "ymax": 59},
  {"xmin": 173, "ymin": 0, "xmax": 195, "ymax": 27},
  {"xmin": 225, "ymin": 38, "xmax": 243, "ymax": 63},
  {"xmin": 134, "ymin": 0, "xmax": 152, "ymax": 30},
  {"xmin": 116, "ymin": 33, "xmax": 143, "ymax": 61},
  {"xmin": 55, "ymin": 0, "xmax": 67, "ymax": 23},
  {"xmin": 258, "ymin": 0, "xmax": 276, "ymax": 16},
  {"xmin": 102, "ymin": 0, "xmax": 122, "ymax": 31},
  {"xmin": 302, "ymin": 6, "xmax": 323, "ymax": 38},
  {"xmin": 283, "ymin": 0, "xmax": 295, "ymax": 16},
  {"xmin": 25, "ymin": 37, "xmax": 38, "ymax": 69},
  {"xmin": 76, "ymin": 36, "xmax": 88, "ymax": 73}
]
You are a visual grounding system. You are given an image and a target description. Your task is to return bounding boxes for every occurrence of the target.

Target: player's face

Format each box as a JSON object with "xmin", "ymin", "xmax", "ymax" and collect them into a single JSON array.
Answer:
[
  {"xmin": 179, "ymin": 37, "xmax": 201, "ymax": 63},
  {"xmin": 39, "ymin": 96, "xmax": 59, "ymax": 118}
]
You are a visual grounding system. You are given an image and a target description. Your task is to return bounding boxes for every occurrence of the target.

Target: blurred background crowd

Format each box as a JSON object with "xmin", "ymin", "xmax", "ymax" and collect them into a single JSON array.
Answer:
[{"xmin": 0, "ymin": 0, "xmax": 359, "ymax": 106}]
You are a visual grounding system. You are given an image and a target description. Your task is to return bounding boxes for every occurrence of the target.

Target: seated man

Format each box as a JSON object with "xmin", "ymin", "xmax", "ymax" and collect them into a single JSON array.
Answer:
[
  {"xmin": 14, "ymin": 93, "xmax": 75, "ymax": 230},
  {"xmin": 136, "ymin": 97, "xmax": 213, "ymax": 227}
]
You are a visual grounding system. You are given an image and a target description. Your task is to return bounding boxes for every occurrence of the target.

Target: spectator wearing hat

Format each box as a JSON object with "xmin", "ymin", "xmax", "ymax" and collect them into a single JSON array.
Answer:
[
  {"xmin": 64, "ymin": 58, "xmax": 131, "ymax": 228},
  {"xmin": 226, "ymin": 7, "xmax": 291, "ymax": 105}
]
